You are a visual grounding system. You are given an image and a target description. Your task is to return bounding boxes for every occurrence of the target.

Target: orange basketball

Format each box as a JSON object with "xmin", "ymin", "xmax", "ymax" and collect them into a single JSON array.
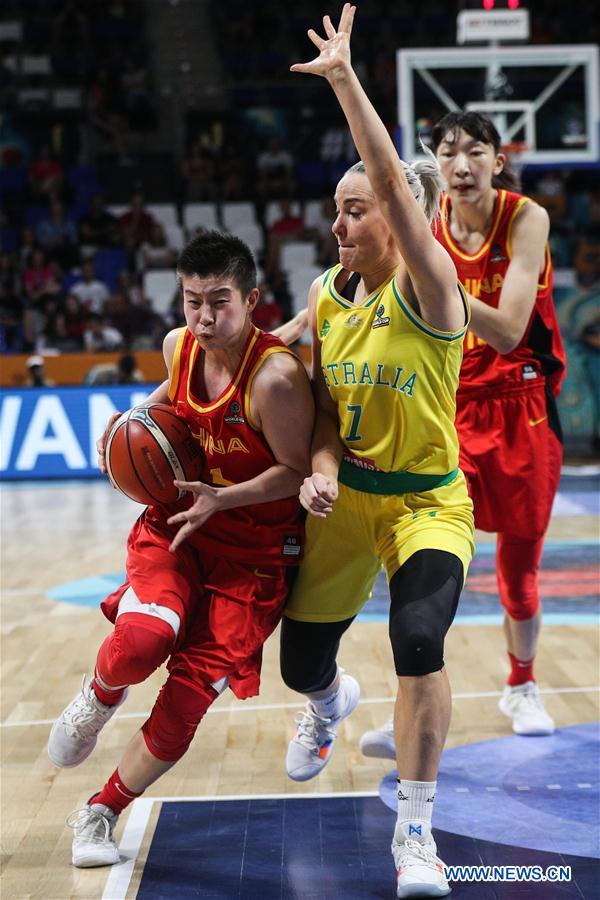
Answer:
[{"xmin": 105, "ymin": 403, "xmax": 200, "ymax": 505}]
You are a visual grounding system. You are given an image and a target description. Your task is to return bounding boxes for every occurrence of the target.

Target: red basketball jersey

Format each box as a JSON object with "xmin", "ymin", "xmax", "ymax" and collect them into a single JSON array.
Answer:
[
  {"xmin": 436, "ymin": 189, "xmax": 566, "ymax": 397},
  {"xmin": 159, "ymin": 325, "xmax": 303, "ymax": 565}
]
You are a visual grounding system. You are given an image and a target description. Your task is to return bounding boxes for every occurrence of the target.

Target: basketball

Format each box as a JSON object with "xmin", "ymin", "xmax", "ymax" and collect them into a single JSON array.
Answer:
[{"xmin": 105, "ymin": 403, "xmax": 200, "ymax": 505}]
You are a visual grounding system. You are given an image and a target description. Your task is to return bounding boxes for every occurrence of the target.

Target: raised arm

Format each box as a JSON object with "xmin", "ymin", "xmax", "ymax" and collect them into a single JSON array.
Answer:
[
  {"xmin": 291, "ymin": 4, "xmax": 463, "ymax": 332},
  {"xmin": 467, "ymin": 202, "xmax": 549, "ymax": 354}
]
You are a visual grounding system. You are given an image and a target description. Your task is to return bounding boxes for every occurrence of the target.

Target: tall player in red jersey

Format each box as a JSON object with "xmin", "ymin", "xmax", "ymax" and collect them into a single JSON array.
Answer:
[
  {"xmin": 432, "ymin": 112, "xmax": 565, "ymax": 736},
  {"xmin": 47, "ymin": 230, "xmax": 314, "ymax": 868},
  {"xmin": 361, "ymin": 110, "xmax": 565, "ymax": 757}
]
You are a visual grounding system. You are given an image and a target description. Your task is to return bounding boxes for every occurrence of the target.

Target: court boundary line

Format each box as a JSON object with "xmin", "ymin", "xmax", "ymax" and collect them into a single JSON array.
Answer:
[
  {"xmin": 3, "ymin": 685, "xmax": 598, "ymax": 729},
  {"xmin": 102, "ymin": 790, "xmax": 381, "ymax": 900}
]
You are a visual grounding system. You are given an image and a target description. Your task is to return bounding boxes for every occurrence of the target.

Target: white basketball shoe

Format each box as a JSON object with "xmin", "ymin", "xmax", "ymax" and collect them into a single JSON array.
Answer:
[
  {"xmin": 286, "ymin": 672, "xmax": 360, "ymax": 781},
  {"xmin": 498, "ymin": 681, "xmax": 555, "ymax": 735},
  {"xmin": 48, "ymin": 676, "xmax": 128, "ymax": 767},
  {"xmin": 359, "ymin": 714, "xmax": 396, "ymax": 760},
  {"xmin": 392, "ymin": 823, "xmax": 450, "ymax": 898},
  {"xmin": 67, "ymin": 802, "xmax": 120, "ymax": 867}
]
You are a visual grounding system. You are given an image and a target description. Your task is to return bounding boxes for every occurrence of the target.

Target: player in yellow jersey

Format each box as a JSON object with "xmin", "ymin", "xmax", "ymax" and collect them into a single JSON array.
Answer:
[{"xmin": 280, "ymin": 7, "xmax": 474, "ymax": 898}]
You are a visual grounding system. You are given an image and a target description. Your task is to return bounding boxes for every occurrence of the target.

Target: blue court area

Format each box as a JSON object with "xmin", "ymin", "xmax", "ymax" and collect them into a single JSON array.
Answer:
[
  {"xmin": 380, "ymin": 723, "xmax": 600, "ymax": 859},
  {"xmin": 47, "ymin": 538, "xmax": 600, "ymax": 624},
  {"xmin": 45, "ymin": 473, "xmax": 600, "ymax": 622},
  {"xmin": 136, "ymin": 792, "xmax": 598, "ymax": 899}
]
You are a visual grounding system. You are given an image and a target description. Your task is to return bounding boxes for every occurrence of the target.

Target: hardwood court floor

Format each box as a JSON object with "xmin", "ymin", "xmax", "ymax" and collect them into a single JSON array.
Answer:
[{"xmin": 1, "ymin": 480, "xmax": 598, "ymax": 900}]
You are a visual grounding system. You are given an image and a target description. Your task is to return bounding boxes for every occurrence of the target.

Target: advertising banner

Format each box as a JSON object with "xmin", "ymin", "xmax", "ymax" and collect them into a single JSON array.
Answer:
[{"xmin": 0, "ymin": 386, "xmax": 158, "ymax": 480}]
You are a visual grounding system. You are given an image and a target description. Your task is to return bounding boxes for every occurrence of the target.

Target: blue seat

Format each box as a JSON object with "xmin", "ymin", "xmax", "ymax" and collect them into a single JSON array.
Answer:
[
  {"xmin": 0, "ymin": 167, "xmax": 26, "ymax": 196},
  {"xmin": 63, "ymin": 271, "xmax": 81, "ymax": 293},
  {"xmin": 296, "ymin": 161, "xmax": 327, "ymax": 193},
  {"xmin": 0, "ymin": 227, "xmax": 20, "ymax": 252},
  {"xmin": 93, "ymin": 248, "xmax": 128, "ymax": 293},
  {"xmin": 25, "ymin": 206, "xmax": 49, "ymax": 228},
  {"xmin": 67, "ymin": 165, "xmax": 99, "ymax": 189}
]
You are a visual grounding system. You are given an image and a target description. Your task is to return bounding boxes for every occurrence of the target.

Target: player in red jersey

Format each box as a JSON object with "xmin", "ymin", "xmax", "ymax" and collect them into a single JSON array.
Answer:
[
  {"xmin": 47, "ymin": 230, "xmax": 314, "ymax": 867},
  {"xmin": 360, "ymin": 111, "xmax": 565, "ymax": 758}
]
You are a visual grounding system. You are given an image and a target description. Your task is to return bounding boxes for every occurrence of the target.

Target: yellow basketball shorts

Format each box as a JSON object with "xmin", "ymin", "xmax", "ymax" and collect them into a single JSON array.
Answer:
[{"xmin": 285, "ymin": 470, "xmax": 474, "ymax": 623}]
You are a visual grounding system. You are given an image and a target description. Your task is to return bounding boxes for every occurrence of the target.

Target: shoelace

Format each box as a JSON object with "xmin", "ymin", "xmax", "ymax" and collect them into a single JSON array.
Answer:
[
  {"xmin": 62, "ymin": 676, "xmax": 109, "ymax": 738},
  {"xmin": 66, "ymin": 807, "xmax": 114, "ymax": 844},
  {"xmin": 392, "ymin": 838, "xmax": 443, "ymax": 871},
  {"xmin": 514, "ymin": 687, "xmax": 546, "ymax": 714},
  {"xmin": 293, "ymin": 705, "xmax": 335, "ymax": 751}
]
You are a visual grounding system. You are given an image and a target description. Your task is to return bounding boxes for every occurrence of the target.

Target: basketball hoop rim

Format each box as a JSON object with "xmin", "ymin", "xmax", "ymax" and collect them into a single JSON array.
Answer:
[{"xmin": 501, "ymin": 142, "xmax": 530, "ymax": 156}]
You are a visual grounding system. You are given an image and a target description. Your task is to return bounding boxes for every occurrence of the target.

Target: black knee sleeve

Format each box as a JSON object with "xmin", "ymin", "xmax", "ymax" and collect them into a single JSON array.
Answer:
[
  {"xmin": 280, "ymin": 615, "xmax": 354, "ymax": 693},
  {"xmin": 389, "ymin": 549, "xmax": 463, "ymax": 677}
]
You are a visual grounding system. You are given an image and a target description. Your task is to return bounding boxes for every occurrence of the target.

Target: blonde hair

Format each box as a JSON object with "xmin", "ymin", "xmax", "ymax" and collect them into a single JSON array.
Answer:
[{"xmin": 345, "ymin": 142, "xmax": 445, "ymax": 225}]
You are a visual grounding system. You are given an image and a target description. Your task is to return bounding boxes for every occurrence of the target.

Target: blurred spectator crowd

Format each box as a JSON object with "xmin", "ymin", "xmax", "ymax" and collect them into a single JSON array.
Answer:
[{"xmin": 1, "ymin": 0, "xmax": 599, "ymax": 427}]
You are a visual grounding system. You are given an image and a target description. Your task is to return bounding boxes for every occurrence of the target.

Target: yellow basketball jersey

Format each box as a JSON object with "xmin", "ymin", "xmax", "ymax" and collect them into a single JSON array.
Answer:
[{"xmin": 317, "ymin": 264, "xmax": 469, "ymax": 477}]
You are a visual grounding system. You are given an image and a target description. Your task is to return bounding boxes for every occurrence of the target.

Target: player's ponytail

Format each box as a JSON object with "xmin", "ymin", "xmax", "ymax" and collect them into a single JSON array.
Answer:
[
  {"xmin": 402, "ymin": 141, "xmax": 445, "ymax": 225},
  {"xmin": 345, "ymin": 141, "xmax": 444, "ymax": 225}
]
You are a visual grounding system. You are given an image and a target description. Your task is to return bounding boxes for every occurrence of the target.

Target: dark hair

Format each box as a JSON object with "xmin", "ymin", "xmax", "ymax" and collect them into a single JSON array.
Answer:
[
  {"xmin": 430, "ymin": 110, "xmax": 520, "ymax": 191},
  {"xmin": 118, "ymin": 353, "xmax": 136, "ymax": 377},
  {"xmin": 177, "ymin": 230, "xmax": 257, "ymax": 299}
]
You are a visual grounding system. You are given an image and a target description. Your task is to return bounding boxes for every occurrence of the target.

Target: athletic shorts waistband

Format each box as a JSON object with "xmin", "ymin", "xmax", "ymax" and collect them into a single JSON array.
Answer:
[
  {"xmin": 338, "ymin": 460, "xmax": 459, "ymax": 495},
  {"xmin": 457, "ymin": 377, "xmax": 548, "ymax": 402}
]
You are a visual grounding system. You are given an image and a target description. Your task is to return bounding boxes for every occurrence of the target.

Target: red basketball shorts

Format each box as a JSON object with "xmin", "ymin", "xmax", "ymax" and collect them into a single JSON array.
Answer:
[
  {"xmin": 101, "ymin": 511, "xmax": 292, "ymax": 699},
  {"xmin": 456, "ymin": 381, "xmax": 563, "ymax": 540}
]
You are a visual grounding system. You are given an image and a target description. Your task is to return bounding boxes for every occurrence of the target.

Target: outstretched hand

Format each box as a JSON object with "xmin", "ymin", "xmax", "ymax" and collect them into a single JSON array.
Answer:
[
  {"xmin": 167, "ymin": 480, "xmax": 222, "ymax": 553},
  {"xmin": 97, "ymin": 411, "xmax": 122, "ymax": 474},
  {"xmin": 290, "ymin": 3, "xmax": 356, "ymax": 81}
]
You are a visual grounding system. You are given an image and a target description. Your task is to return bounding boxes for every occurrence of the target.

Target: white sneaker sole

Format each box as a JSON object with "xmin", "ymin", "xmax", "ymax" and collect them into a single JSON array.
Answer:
[
  {"xmin": 397, "ymin": 881, "xmax": 451, "ymax": 898},
  {"xmin": 72, "ymin": 847, "xmax": 120, "ymax": 868},
  {"xmin": 498, "ymin": 699, "xmax": 555, "ymax": 736}
]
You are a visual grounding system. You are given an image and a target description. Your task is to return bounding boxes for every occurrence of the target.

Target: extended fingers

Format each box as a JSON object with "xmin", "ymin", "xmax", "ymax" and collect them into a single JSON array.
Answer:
[
  {"xmin": 167, "ymin": 510, "xmax": 189, "ymax": 525},
  {"xmin": 307, "ymin": 27, "xmax": 325, "ymax": 50},
  {"xmin": 169, "ymin": 522, "xmax": 193, "ymax": 553},
  {"xmin": 323, "ymin": 15, "xmax": 336, "ymax": 39},
  {"xmin": 339, "ymin": 3, "xmax": 356, "ymax": 34},
  {"xmin": 173, "ymin": 479, "xmax": 200, "ymax": 493}
]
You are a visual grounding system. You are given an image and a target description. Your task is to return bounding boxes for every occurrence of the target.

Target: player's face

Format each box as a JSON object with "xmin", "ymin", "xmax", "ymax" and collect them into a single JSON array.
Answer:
[
  {"xmin": 332, "ymin": 172, "xmax": 396, "ymax": 272},
  {"xmin": 181, "ymin": 274, "xmax": 258, "ymax": 351},
  {"xmin": 435, "ymin": 128, "xmax": 506, "ymax": 203}
]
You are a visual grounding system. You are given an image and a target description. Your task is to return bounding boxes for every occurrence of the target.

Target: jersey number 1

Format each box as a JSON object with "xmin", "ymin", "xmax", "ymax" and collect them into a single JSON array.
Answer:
[{"xmin": 344, "ymin": 403, "xmax": 363, "ymax": 442}]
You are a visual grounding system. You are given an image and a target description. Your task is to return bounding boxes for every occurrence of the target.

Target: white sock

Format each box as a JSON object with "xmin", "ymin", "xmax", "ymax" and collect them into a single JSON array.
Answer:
[
  {"xmin": 307, "ymin": 669, "xmax": 344, "ymax": 718},
  {"xmin": 395, "ymin": 778, "xmax": 437, "ymax": 843}
]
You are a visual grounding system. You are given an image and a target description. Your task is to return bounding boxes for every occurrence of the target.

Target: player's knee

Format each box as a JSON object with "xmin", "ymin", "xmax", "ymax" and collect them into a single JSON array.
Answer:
[
  {"xmin": 389, "ymin": 616, "xmax": 444, "ymax": 676},
  {"xmin": 142, "ymin": 674, "xmax": 216, "ymax": 761},
  {"xmin": 280, "ymin": 657, "xmax": 336, "ymax": 694},
  {"xmin": 388, "ymin": 550, "xmax": 463, "ymax": 677},
  {"xmin": 497, "ymin": 536, "xmax": 543, "ymax": 620},
  {"xmin": 98, "ymin": 613, "xmax": 176, "ymax": 686},
  {"xmin": 500, "ymin": 587, "xmax": 540, "ymax": 620},
  {"xmin": 279, "ymin": 625, "xmax": 337, "ymax": 693}
]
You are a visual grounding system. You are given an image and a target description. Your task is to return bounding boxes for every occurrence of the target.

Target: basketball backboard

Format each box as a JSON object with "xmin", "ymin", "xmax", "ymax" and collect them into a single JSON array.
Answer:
[{"xmin": 396, "ymin": 44, "xmax": 599, "ymax": 167}]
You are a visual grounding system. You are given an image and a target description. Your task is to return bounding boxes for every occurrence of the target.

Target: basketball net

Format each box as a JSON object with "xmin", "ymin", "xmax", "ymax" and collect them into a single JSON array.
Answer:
[{"xmin": 501, "ymin": 141, "xmax": 529, "ymax": 190}]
